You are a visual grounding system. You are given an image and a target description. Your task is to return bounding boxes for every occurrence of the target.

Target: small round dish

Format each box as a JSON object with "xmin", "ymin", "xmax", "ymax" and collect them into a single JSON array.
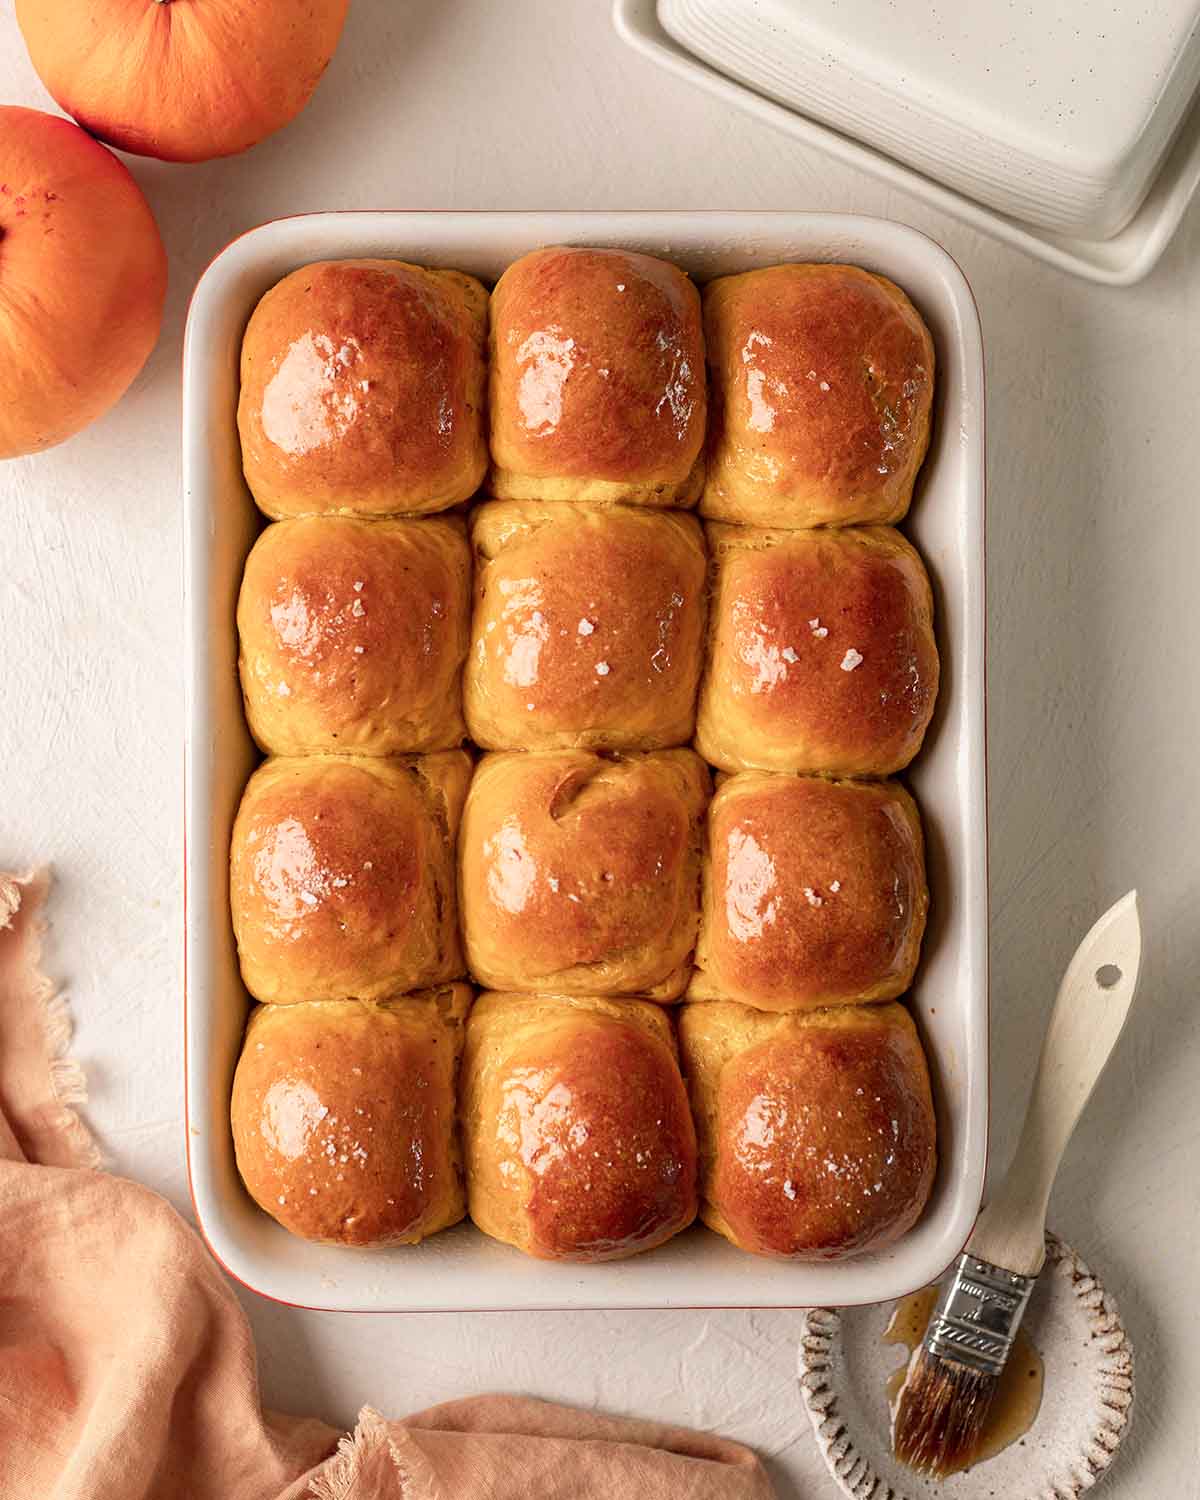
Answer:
[{"xmin": 798, "ymin": 1233, "xmax": 1134, "ymax": 1500}]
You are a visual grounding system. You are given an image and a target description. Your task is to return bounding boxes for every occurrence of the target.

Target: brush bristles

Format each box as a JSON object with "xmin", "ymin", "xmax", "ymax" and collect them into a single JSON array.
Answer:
[{"xmin": 892, "ymin": 1345, "xmax": 1000, "ymax": 1478}]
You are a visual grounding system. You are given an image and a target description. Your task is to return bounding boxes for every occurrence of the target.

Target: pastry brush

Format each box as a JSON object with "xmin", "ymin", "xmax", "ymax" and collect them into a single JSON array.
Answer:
[{"xmin": 892, "ymin": 890, "xmax": 1142, "ymax": 1477}]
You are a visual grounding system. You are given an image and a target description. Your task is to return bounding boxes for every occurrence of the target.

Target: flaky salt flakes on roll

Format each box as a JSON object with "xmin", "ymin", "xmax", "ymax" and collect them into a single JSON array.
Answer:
[
  {"xmin": 461, "ymin": 992, "xmax": 698, "ymax": 1261},
  {"xmin": 702, "ymin": 262, "xmax": 934, "ymax": 529},
  {"xmin": 488, "ymin": 246, "xmax": 706, "ymax": 507},
  {"xmin": 679, "ymin": 1000, "xmax": 936, "ymax": 1260},
  {"xmin": 239, "ymin": 258, "xmax": 488, "ymax": 518},
  {"xmin": 232, "ymin": 986, "xmax": 471, "ymax": 1248}
]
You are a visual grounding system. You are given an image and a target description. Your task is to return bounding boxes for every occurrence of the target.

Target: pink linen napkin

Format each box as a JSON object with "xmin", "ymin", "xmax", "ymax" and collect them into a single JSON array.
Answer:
[{"xmin": 0, "ymin": 871, "xmax": 779, "ymax": 1500}]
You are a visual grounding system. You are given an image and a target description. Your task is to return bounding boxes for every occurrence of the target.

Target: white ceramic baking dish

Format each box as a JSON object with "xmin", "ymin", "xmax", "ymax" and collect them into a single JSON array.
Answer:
[{"xmin": 184, "ymin": 212, "xmax": 987, "ymax": 1312}]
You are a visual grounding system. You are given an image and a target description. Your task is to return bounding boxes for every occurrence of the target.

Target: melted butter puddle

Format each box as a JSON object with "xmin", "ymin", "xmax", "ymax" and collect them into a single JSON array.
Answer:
[{"xmin": 883, "ymin": 1285, "xmax": 1045, "ymax": 1475}]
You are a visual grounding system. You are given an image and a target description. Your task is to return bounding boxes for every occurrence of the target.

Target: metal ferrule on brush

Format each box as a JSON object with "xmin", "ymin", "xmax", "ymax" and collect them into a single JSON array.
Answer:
[{"xmin": 925, "ymin": 1253, "xmax": 1038, "ymax": 1378}]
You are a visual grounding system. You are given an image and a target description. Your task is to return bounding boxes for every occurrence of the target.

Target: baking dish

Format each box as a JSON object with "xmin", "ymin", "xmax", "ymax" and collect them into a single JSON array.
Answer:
[{"xmin": 184, "ymin": 212, "xmax": 987, "ymax": 1311}]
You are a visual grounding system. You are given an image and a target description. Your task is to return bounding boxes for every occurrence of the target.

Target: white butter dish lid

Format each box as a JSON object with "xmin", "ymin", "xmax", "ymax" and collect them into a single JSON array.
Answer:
[{"xmin": 659, "ymin": 0, "xmax": 1200, "ymax": 239}]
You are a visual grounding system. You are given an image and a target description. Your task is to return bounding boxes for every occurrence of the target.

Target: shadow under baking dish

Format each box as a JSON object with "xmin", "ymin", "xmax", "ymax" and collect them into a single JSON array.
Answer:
[{"xmin": 183, "ymin": 212, "xmax": 988, "ymax": 1312}]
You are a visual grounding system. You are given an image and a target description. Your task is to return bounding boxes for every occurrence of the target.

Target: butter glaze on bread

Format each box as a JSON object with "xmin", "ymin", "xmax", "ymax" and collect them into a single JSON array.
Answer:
[
  {"xmin": 238, "ymin": 259, "xmax": 488, "ymax": 518},
  {"xmin": 465, "ymin": 501, "xmax": 706, "ymax": 750},
  {"xmin": 696, "ymin": 524, "xmax": 939, "ymax": 775},
  {"xmin": 702, "ymin": 264, "xmax": 934, "ymax": 528},
  {"xmin": 691, "ymin": 773, "xmax": 927, "ymax": 1011},
  {"xmin": 230, "ymin": 752, "xmax": 469, "ymax": 1004},
  {"xmin": 679, "ymin": 1000, "xmax": 936, "ymax": 1259},
  {"xmin": 488, "ymin": 247, "xmax": 706, "ymax": 506},
  {"xmin": 227, "ymin": 249, "xmax": 948, "ymax": 1265},
  {"xmin": 238, "ymin": 515, "xmax": 471, "ymax": 756},
  {"xmin": 461, "ymin": 992, "xmax": 697, "ymax": 1260},
  {"xmin": 231, "ymin": 987, "xmax": 471, "ymax": 1246},
  {"xmin": 459, "ymin": 749, "xmax": 710, "ymax": 999}
]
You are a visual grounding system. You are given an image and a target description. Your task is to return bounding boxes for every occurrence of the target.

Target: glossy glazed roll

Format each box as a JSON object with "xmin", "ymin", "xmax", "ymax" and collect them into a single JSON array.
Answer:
[
  {"xmin": 488, "ymin": 247, "xmax": 706, "ymax": 507},
  {"xmin": 465, "ymin": 501, "xmax": 707, "ymax": 750},
  {"xmin": 690, "ymin": 773, "xmax": 927, "ymax": 1011},
  {"xmin": 696, "ymin": 524, "xmax": 939, "ymax": 775},
  {"xmin": 702, "ymin": 263, "xmax": 934, "ymax": 528},
  {"xmin": 459, "ymin": 749, "xmax": 710, "ymax": 1000},
  {"xmin": 231, "ymin": 986, "xmax": 471, "ymax": 1246},
  {"xmin": 461, "ymin": 992, "xmax": 697, "ymax": 1260},
  {"xmin": 230, "ymin": 752, "xmax": 469, "ymax": 1004},
  {"xmin": 678, "ymin": 1000, "xmax": 936, "ymax": 1260},
  {"xmin": 238, "ymin": 515, "xmax": 471, "ymax": 756},
  {"xmin": 238, "ymin": 259, "xmax": 488, "ymax": 518}
]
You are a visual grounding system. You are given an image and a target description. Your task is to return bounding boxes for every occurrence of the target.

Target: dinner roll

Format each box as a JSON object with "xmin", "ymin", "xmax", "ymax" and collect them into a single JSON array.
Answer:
[
  {"xmin": 461, "ymin": 992, "xmax": 697, "ymax": 1260},
  {"xmin": 696, "ymin": 524, "xmax": 938, "ymax": 775},
  {"xmin": 238, "ymin": 515, "xmax": 471, "ymax": 756},
  {"xmin": 465, "ymin": 502, "xmax": 707, "ymax": 750},
  {"xmin": 702, "ymin": 263, "xmax": 934, "ymax": 528},
  {"xmin": 459, "ymin": 749, "xmax": 710, "ymax": 999},
  {"xmin": 238, "ymin": 259, "xmax": 487, "ymax": 518},
  {"xmin": 230, "ymin": 752, "xmax": 469, "ymax": 1004},
  {"xmin": 678, "ymin": 1000, "xmax": 936, "ymax": 1259},
  {"xmin": 488, "ymin": 247, "xmax": 705, "ymax": 507},
  {"xmin": 231, "ymin": 986, "xmax": 471, "ymax": 1246},
  {"xmin": 691, "ymin": 773, "xmax": 927, "ymax": 1011}
]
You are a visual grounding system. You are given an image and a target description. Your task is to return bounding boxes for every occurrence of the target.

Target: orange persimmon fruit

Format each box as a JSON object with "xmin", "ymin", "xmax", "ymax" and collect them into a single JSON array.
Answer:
[
  {"xmin": 15, "ymin": 0, "xmax": 351, "ymax": 163},
  {"xmin": 0, "ymin": 106, "xmax": 167, "ymax": 460}
]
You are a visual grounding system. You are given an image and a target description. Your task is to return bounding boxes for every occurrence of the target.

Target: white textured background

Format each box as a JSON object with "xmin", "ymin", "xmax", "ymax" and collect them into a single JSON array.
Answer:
[{"xmin": 2, "ymin": 4, "xmax": 1198, "ymax": 1495}]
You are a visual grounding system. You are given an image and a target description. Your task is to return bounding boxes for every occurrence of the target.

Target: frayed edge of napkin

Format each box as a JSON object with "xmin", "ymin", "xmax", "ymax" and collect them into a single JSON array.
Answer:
[
  {"xmin": 0, "ymin": 870, "xmax": 104, "ymax": 1170},
  {"xmin": 309, "ymin": 1407, "xmax": 418, "ymax": 1500}
]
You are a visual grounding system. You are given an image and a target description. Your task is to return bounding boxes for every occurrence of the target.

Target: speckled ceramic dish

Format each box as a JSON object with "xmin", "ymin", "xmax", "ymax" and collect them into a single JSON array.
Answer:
[
  {"xmin": 798, "ymin": 1233, "xmax": 1135, "ymax": 1500},
  {"xmin": 614, "ymin": 0, "xmax": 1200, "ymax": 285}
]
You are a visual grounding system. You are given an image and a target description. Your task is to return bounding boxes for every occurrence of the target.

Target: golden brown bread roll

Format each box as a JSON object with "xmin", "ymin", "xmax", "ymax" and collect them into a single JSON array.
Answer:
[
  {"xmin": 231, "ymin": 986, "xmax": 471, "ymax": 1246},
  {"xmin": 461, "ymin": 992, "xmax": 697, "ymax": 1260},
  {"xmin": 678, "ymin": 1000, "xmax": 936, "ymax": 1259},
  {"xmin": 459, "ymin": 749, "xmax": 710, "ymax": 999},
  {"xmin": 690, "ymin": 773, "xmax": 927, "ymax": 1011},
  {"xmin": 696, "ymin": 524, "xmax": 939, "ymax": 776},
  {"xmin": 702, "ymin": 264, "xmax": 934, "ymax": 528},
  {"xmin": 488, "ymin": 247, "xmax": 705, "ymax": 507},
  {"xmin": 465, "ymin": 501, "xmax": 707, "ymax": 750},
  {"xmin": 230, "ymin": 752, "xmax": 469, "ymax": 1004},
  {"xmin": 238, "ymin": 259, "xmax": 488, "ymax": 518},
  {"xmin": 237, "ymin": 515, "xmax": 471, "ymax": 757}
]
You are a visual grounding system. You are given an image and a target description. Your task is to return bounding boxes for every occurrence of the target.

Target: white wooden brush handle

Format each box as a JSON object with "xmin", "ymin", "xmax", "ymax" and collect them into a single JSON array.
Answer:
[{"xmin": 968, "ymin": 890, "xmax": 1142, "ymax": 1276}]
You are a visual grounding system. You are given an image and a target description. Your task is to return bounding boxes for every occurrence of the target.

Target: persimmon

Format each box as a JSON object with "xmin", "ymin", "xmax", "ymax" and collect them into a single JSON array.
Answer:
[
  {"xmin": 16, "ymin": 0, "xmax": 351, "ymax": 163},
  {"xmin": 0, "ymin": 106, "xmax": 166, "ymax": 460}
]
